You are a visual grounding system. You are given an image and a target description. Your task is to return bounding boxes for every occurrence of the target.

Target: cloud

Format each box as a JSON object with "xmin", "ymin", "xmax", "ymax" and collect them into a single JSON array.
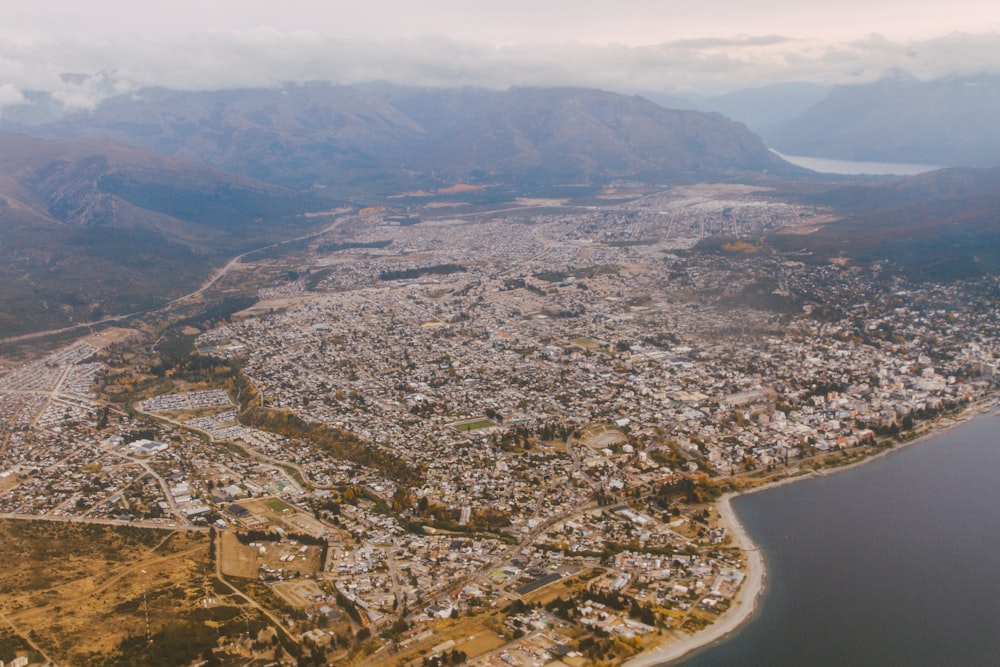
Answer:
[
  {"xmin": 0, "ymin": 83, "xmax": 24, "ymax": 108},
  {"xmin": 658, "ymin": 35, "xmax": 796, "ymax": 49},
  {"xmin": 0, "ymin": 29, "xmax": 998, "ymax": 109}
]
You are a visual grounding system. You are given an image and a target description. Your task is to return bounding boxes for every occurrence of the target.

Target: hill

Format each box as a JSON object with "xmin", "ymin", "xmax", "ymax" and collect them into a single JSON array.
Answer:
[{"xmin": 0, "ymin": 131, "xmax": 318, "ymax": 336}]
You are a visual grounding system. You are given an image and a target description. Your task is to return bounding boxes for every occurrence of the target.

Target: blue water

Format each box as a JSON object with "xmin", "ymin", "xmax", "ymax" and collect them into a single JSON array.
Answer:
[{"xmin": 672, "ymin": 414, "xmax": 1000, "ymax": 667}]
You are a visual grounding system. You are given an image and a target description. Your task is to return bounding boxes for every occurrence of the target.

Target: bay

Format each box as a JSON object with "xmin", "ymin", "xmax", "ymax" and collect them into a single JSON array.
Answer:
[{"xmin": 672, "ymin": 414, "xmax": 1000, "ymax": 667}]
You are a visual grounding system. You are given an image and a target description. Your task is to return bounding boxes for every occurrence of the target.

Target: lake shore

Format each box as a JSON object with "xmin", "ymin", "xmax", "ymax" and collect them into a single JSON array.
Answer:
[
  {"xmin": 622, "ymin": 491, "xmax": 765, "ymax": 667},
  {"xmin": 622, "ymin": 395, "xmax": 997, "ymax": 667}
]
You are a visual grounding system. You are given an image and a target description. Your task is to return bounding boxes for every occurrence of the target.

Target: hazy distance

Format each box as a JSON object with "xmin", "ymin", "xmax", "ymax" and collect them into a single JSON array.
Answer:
[{"xmin": 2, "ymin": 0, "xmax": 999, "ymax": 111}]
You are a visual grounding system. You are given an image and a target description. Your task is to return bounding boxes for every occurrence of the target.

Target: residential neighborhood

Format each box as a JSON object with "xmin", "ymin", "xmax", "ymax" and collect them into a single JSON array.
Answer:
[{"xmin": 0, "ymin": 186, "xmax": 997, "ymax": 666}]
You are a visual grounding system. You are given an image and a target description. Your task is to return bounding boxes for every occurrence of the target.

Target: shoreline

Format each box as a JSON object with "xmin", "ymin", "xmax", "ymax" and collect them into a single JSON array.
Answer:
[
  {"xmin": 622, "ymin": 491, "xmax": 766, "ymax": 667},
  {"xmin": 622, "ymin": 397, "xmax": 996, "ymax": 667}
]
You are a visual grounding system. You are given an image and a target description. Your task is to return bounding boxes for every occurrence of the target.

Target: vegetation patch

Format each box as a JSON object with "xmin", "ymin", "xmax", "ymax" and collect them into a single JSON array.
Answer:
[
  {"xmin": 379, "ymin": 264, "xmax": 467, "ymax": 281},
  {"xmin": 0, "ymin": 520, "xmax": 241, "ymax": 666},
  {"xmin": 450, "ymin": 418, "xmax": 496, "ymax": 432}
]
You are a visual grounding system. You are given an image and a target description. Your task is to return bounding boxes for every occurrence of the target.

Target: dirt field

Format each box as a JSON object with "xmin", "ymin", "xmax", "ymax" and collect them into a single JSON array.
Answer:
[
  {"xmin": 237, "ymin": 496, "xmax": 330, "ymax": 538},
  {"xmin": 280, "ymin": 511, "xmax": 328, "ymax": 537},
  {"xmin": 258, "ymin": 540, "xmax": 323, "ymax": 575},
  {"xmin": 220, "ymin": 531, "xmax": 262, "ymax": 579},
  {"xmin": 579, "ymin": 424, "xmax": 626, "ymax": 451},
  {"xmin": 271, "ymin": 579, "xmax": 325, "ymax": 608},
  {"xmin": 360, "ymin": 616, "xmax": 507, "ymax": 667},
  {"xmin": 83, "ymin": 327, "xmax": 140, "ymax": 348}
]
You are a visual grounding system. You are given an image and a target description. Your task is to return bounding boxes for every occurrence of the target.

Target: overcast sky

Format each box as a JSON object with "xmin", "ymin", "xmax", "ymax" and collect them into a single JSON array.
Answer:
[{"xmin": 2, "ymin": 1, "xmax": 999, "ymax": 109}]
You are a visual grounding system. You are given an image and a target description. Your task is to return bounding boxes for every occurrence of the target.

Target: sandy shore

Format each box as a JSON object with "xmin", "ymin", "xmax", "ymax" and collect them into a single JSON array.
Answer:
[
  {"xmin": 622, "ymin": 397, "xmax": 997, "ymax": 667},
  {"xmin": 622, "ymin": 492, "xmax": 765, "ymax": 667}
]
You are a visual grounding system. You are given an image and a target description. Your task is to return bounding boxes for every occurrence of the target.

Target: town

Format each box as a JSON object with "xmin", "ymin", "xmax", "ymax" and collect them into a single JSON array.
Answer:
[{"xmin": 0, "ymin": 183, "xmax": 997, "ymax": 666}]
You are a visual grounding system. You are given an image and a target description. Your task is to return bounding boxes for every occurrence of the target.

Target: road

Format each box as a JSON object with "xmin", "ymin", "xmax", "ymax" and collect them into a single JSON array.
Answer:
[
  {"xmin": 214, "ymin": 535, "xmax": 300, "ymax": 647},
  {"xmin": 0, "ymin": 212, "xmax": 352, "ymax": 346}
]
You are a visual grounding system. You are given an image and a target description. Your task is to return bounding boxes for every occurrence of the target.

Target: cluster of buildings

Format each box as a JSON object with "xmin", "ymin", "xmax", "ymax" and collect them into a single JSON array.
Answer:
[{"xmin": 0, "ymin": 184, "xmax": 997, "ymax": 664}]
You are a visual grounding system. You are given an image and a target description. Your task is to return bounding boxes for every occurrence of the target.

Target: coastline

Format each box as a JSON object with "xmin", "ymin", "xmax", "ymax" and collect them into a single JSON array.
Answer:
[
  {"xmin": 621, "ymin": 397, "xmax": 996, "ymax": 667},
  {"xmin": 622, "ymin": 492, "xmax": 766, "ymax": 667}
]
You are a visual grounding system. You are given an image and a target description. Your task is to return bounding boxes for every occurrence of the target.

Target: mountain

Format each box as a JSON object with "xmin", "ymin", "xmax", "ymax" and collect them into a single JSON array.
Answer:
[
  {"xmin": 695, "ymin": 83, "xmax": 832, "ymax": 139},
  {"xmin": 4, "ymin": 83, "xmax": 797, "ymax": 194},
  {"xmin": 3, "ymin": 84, "xmax": 428, "ymax": 192},
  {"xmin": 628, "ymin": 90, "xmax": 698, "ymax": 112},
  {"xmin": 767, "ymin": 73, "xmax": 1000, "ymax": 166},
  {"xmin": 376, "ymin": 86, "xmax": 795, "ymax": 185},
  {"xmin": 0, "ymin": 131, "xmax": 317, "ymax": 336},
  {"xmin": 637, "ymin": 83, "xmax": 832, "ymax": 147},
  {"xmin": 769, "ymin": 167, "xmax": 1000, "ymax": 280}
]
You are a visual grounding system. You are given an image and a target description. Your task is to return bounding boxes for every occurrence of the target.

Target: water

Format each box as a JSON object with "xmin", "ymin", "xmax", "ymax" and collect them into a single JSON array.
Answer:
[
  {"xmin": 772, "ymin": 150, "xmax": 944, "ymax": 176},
  {"xmin": 673, "ymin": 414, "xmax": 1000, "ymax": 667}
]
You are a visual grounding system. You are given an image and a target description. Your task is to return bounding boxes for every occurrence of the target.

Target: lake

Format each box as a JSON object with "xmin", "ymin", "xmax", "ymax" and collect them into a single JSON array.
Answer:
[
  {"xmin": 672, "ymin": 413, "xmax": 1000, "ymax": 666},
  {"xmin": 772, "ymin": 151, "xmax": 944, "ymax": 176}
]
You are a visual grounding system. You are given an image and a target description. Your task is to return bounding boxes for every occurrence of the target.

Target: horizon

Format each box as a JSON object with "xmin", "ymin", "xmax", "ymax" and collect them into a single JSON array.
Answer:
[{"xmin": 2, "ymin": 1, "xmax": 999, "ymax": 110}]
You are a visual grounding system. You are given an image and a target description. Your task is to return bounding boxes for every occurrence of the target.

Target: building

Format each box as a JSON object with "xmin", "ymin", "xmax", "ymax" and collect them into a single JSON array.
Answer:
[{"xmin": 127, "ymin": 439, "xmax": 168, "ymax": 456}]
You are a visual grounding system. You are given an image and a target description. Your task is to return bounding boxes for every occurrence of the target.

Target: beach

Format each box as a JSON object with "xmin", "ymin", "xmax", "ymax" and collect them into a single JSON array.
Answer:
[
  {"xmin": 621, "ymin": 397, "xmax": 996, "ymax": 667},
  {"xmin": 622, "ymin": 492, "xmax": 766, "ymax": 667}
]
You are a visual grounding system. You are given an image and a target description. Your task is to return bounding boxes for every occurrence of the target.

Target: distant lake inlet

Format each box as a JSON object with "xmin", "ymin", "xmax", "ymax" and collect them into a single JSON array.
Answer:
[{"xmin": 772, "ymin": 150, "xmax": 944, "ymax": 176}]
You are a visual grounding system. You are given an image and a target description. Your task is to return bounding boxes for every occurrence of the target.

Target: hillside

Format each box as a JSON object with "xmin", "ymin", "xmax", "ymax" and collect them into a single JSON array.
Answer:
[
  {"xmin": 371, "ymin": 86, "xmax": 793, "ymax": 183},
  {"xmin": 768, "ymin": 167, "xmax": 1000, "ymax": 280},
  {"xmin": 0, "ymin": 131, "xmax": 318, "ymax": 336}
]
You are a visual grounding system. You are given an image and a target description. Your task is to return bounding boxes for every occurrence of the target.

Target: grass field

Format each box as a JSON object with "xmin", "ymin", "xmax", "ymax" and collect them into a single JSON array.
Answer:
[
  {"xmin": 451, "ymin": 418, "xmax": 495, "ymax": 432},
  {"xmin": 267, "ymin": 498, "xmax": 293, "ymax": 512},
  {"xmin": 571, "ymin": 337, "xmax": 602, "ymax": 350}
]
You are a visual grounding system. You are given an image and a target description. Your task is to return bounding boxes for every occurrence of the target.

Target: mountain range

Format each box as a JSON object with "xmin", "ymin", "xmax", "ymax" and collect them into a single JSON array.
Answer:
[
  {"xmin": 1, "ymin": 80, "xmax": 999, "ymax": 337},
  {"xmin": 760, "ymin": 73, "xmax": 1000, "ymax": 167},
  {"xmin": 1, "ymin": 83, "xmax": 795, "ymax": 195},
  {"xmin": 644, "ymin": 74, "xmax": 1000, "ymax": 169}
]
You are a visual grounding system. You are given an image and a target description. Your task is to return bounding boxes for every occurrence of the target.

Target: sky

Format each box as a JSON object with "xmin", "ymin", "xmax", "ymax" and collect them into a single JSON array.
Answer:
[{"xmin": 2, "ymin": 0, "xmax": 999, "ymax": 109}]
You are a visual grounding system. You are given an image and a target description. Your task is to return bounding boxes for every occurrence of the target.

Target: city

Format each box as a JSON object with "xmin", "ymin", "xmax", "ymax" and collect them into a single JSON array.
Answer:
[{"xmin": 1, "ymin": 183, "xmax": 997, "ymax": 666}]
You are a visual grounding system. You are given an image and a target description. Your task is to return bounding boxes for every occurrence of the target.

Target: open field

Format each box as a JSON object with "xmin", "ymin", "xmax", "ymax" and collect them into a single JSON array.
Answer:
[
  {"xmin": 220, "ymin": 530, "xmax": 261, "ymax": 579},
  {"xmin": 220, "ymin": 528, "xmax": 324, "ymax": 581},
  {"xmin": 239, "ymin": 496, "xmax": 329, "ymax": 537},
  {"xmin": 259, "ymin": 540, "xmax": 323, "ymax": 576},
  {"xmin": 0, "ymin": 519, "xmax": 263, "ymax": 666},
  {"xmin": 360, "ymin": 614, "xmax": 509, "ymax": 667},
  {"xmin": 271, "ymin": 579, "xmax": 326, "ymax": 608},
  {"xmin": 578, "ymin": 424, "xmax": 626, "ymax": 450},
  {"xmin": 450, "ymin": 418, "xmax": 496, "ymax": 432}
]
